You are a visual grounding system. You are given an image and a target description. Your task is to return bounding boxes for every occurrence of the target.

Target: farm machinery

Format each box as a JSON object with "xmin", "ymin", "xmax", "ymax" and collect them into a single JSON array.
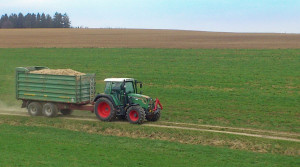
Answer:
[{"xmin": 16, "ymin": 66, "xmax": 162, "ymax": 124}]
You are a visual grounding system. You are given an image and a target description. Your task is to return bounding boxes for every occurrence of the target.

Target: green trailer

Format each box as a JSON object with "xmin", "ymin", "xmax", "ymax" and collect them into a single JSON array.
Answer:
[{"xmin": 16, "ymin": 66, "xmax": 96, "ymax": 117}]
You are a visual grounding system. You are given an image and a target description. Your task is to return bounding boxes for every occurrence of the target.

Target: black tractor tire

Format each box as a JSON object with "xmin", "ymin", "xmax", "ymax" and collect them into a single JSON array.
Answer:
[
  {"xmin": 27, "ymin": 102, "xmax": 42, "ymax": 116},
  {"xmin": 146, "ymin": 110, "xmax": 161, "ymax": 122},
  {"xmin": 94, "ymin": 98, "xmax": 116, "ymax": 121},
  {"xmin": 60, "ymin": 109, "xmax": 73, "ymax": 115},
  {"xmin": 126, "ymin": 106, "xmax": 145, "ymax": 124},
  {"xmin": 42, "ymin": 103, "xmax": 59, "ymax": 117}
]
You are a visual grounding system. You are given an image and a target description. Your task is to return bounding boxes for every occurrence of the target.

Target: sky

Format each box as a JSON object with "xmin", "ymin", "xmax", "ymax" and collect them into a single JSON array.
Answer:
[{"xmin": 1, "ymin": 0, "xmax": 299, "ymax": 33}]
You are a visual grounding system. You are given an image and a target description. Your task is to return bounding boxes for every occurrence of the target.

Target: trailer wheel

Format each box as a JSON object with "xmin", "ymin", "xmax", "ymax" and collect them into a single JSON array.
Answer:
[
  {"xmin": 95, "ymin": 98, "xmax": 116, "ymax": 121},
  {"xmin": 146, "ymin": 110, "xmax": 161, "ymax": 122},
  {"xmin": 27, "ymin": 102, "xmax": 42, "ymax": 116},
  {"xmin": 42, "ymin": 103, "xmax": 58, "ymax": 117},
  {"xmin": 60, "ymin": 109, "xmax": 73, "ymax": 115},
  {"xmin": 126, "ymin": 106, "xmax": 145, "ymax": 124}
]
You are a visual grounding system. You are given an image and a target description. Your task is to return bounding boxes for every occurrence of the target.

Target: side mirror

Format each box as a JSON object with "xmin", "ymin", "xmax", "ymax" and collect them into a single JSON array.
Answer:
[{"xmin": 140, "ymin": 83, "xmax": 143, "ymax": 88}]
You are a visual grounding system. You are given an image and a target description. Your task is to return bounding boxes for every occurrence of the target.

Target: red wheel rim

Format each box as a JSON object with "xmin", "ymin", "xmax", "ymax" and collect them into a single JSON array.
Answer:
[
  {"xmin": 129, "ymin": 110, "xmax": 139, "ymax": 121},
  {"xmin": 97, "ymin": 102, "xmax": 111, "ymax": 118}
]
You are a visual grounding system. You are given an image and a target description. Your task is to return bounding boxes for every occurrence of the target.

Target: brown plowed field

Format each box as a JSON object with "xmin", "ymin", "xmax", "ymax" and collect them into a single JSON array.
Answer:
[{"xmin": 0, "ymin": 28, "xmax": 299, "ymax": 49}]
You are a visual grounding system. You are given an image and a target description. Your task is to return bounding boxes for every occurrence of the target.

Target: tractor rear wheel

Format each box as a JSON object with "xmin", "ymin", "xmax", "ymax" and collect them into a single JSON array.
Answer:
[
  {"xmin": 126, "ymin": 106, "xmax": 145, "ymax": 124},
  {"xmin": 42, "ymin": 103, "xmax": 58, "ymax": 117},
  {"xmin": 146, "ymin": 110, "xmax": 161, "ymax": 122},
  {"xmin": 27, "ymin": 102, "xmax": 42, "ymax": 116},
  {"xmin": 60, "ymin": 109, "xmax": 73, "ymax": 115},
  {"xmin": 95, "ymin": 98, "xmax": 116, "ymax": 121}
]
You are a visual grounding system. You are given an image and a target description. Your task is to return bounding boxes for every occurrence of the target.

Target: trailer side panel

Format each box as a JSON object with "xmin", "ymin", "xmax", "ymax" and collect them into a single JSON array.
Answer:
[{"xmin": 16, "ymin": 67, "xmax": 95, "ymax": 104}]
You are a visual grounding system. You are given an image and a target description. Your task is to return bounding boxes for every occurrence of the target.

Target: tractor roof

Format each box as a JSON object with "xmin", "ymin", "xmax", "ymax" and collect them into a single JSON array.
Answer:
[{"xmin": 104, "ymin": 78, "xmax": 135, "ymax": 82}]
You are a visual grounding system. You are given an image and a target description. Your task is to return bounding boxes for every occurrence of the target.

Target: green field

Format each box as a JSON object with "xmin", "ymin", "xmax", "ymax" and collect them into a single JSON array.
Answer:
[
  {"xmin": 0, "ymin": 48, "xmax": 299, "ymax": 132},
  {"xmin": 0, "ymin": 48, "xmax": 299, "ymax": 166},
  {"xmin": 0, "ymin": 124, "xmax": 299, "ymax": 167},
  {"xmin": 1, "ymin": 115, "xmax": 298, "ymax": 156}
]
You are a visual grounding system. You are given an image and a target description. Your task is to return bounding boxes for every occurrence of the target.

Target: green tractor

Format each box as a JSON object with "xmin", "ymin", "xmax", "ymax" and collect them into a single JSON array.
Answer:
[{"xmin": 93, "ymin": 78, "xmax": 163, "ymax": 124}]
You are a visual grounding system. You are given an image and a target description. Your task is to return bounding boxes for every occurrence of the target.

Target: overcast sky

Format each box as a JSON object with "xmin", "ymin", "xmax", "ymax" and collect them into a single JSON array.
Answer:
[{"xmin": 1, "ymin": 0, "xmax": 299, "ymax": 33}]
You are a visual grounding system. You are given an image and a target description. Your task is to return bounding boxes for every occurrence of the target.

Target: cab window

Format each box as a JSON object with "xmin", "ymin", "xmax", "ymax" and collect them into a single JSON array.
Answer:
[
  {"xmin": 112, "ymin": 82, "xmax": 122, "ymax": 91},
  {"xmin": 104, "ymin": 82, "xmax": 111, "ymax": 94},
  {"xmin": 125, "ymin": 82, "xmax": 134, "ymax": 93}
]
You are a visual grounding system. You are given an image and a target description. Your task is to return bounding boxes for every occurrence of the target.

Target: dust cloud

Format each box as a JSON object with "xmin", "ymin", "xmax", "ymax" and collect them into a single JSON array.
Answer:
[{"xmin": 0, "ymin": 101, "xmax": 26, "ymax": 113}]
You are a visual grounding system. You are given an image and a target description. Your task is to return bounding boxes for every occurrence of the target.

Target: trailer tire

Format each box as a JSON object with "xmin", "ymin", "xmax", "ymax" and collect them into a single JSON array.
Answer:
[
  {"xmin": 146, "ymin": 110, "xmax": 161, "ymax": 122},
  {"xmin": 42, "ymin": 103, "xmax": 58, "ymax": 117},
  {"xmin": 126, "ymin": 106, "xmax": 145, "ymax": 124},
  {"xmin": 27, "ymin": 102, "xmax": 42, "ymax": 116},
  {"xmin": 60, "ymin": 109, "xmax": 73, "ymax": 115},
  {"xmin": 95, "ymin": 98, "xmax": 116, "ymax": 121}
]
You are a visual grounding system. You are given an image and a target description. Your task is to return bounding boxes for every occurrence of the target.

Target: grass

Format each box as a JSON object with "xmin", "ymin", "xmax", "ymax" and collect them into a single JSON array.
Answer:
[
  {"xmin": 1, "ymin": 114, "xmax": 299, "ymax": 156},
  {"xmin": 0, "ymin": 123, "xmax": 299, "ymax": 167},
  {"xmin": 0, "ymin": 48, "xmax": 299, "ymax": 132}
]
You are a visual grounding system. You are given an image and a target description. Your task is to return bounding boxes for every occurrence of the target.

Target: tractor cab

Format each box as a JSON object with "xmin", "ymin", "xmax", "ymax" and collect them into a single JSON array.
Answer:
[
  {"xmin": 104, "ymin": 78, "xmax": 147, "ymax": 109},
  {"xmin": 104, "ymin": 78, "xmax": 139, "ymax": 94},
  {"xmin": 93, "ymin": 78, "xmax": 162, "ymax": 124}
]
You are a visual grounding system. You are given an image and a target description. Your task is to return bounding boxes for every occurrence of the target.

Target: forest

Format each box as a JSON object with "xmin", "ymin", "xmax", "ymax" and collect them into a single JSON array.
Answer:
[{"xmin": 0, "ymin": 12, "xmax": 71, "ymax": 28}]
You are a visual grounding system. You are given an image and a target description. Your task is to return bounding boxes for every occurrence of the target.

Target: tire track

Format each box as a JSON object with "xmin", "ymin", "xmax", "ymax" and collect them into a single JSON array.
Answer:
[
  {"xmin": 0, "ymin": 112, "xmax": 299, "ymax": 142},
  {"xmin": 144, "ymin": 124, "xmax": 300, "ymax": 142},
  {"xmin": 159, "ymin": 121, "xmax": 300, "ymax": 137}
]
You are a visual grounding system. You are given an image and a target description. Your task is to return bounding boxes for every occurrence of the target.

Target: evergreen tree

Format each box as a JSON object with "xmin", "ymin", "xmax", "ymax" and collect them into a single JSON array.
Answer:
[
  {"xmin": 62, "ymin": 13, "xmax": 71, "ymax": 28},
  {"xmin": 17, "ymin": 13, "xmax": 25, "ymax": 28},
  {"xmin": 40, "ymin": 13, "xmax": 47, "ymax": 28},
  {"xmin": 53, "ymin": 12, "xmax": 63, "ymax": 28},
  {"xmin": 0, "ymin": 14, "xmax": 9, "ymax": 28},
  {"xmin": 36, "ymin": 13, "xmax": 41, "ymax": 28},
  {"xmin": 9, "ymin": 14, "xmax": 18, "ymax": 28},
  {"xmin": 1, "ymin": 14, "xmax": 12, "ymax": 28},
  {"xmin": 24, "ymin": 13, "xmax": 32, "ymax": 28},
  {"xmin": 45, "ymin": 14, "xmax": 53, "ymax": 28},
  {"xmin": 31, "ymin": 13, "xmax": 37, "ymax": 28}
]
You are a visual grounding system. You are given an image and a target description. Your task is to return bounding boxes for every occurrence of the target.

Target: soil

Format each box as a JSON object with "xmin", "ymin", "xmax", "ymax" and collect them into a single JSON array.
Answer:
[
  {"xmin": 30, "ymin": 69, "xmax": 85, "ymax": 76},
  {"xmin": 0, "ymin": 28, "xmax": 299, "ymax": 49}
]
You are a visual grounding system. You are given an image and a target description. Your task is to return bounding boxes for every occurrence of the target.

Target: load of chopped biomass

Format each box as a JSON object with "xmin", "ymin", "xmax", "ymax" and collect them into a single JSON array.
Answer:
[{"xmin": 30, "ymin": 69, "xmax": 85, "ymax": 76}]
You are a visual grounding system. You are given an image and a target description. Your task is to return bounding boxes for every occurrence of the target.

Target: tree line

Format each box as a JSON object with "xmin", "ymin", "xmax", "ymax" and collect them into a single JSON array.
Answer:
[{"xmin": 0, "ymin": 12, "xmax": 71, "ymax": 28}]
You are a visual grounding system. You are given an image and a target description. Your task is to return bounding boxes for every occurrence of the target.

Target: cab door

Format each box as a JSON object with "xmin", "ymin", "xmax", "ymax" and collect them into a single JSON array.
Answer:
[{"xmin": 110, "ymin": 82, "xmax": 123, "ymax": 105}]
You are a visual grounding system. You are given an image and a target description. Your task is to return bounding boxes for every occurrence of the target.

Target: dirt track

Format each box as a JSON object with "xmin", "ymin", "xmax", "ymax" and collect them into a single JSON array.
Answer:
[
  {"xmin": 0, "ymin": 111, "xmax": 299, "ymax": 142},
  {"xmin": 0, "ymin": 28, "xmax": 300, "ymax": 49}
]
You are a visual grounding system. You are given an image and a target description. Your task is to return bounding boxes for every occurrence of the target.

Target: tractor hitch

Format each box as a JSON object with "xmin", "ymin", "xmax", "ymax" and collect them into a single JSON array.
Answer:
[{"xmin": 153, "ymin": 98, "xmax": 163, "ymax": 111}]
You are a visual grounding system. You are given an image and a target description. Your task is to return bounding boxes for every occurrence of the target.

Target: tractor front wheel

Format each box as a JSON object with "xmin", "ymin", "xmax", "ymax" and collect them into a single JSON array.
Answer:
[
  {"xmin": 95, "ymin": 98, "xmax": 116, "ymax": 121},
  {"xmin": 126, "ymin": 106, "xmax": 145, "ymax": 124}
]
